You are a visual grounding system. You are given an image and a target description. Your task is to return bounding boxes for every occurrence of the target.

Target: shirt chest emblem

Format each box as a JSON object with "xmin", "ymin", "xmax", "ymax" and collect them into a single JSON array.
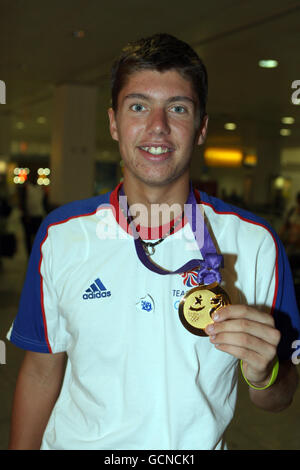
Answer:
[
  {"xmin": 136, "ymin": 294, "xmax": 155, "ymax": 313},
  {"xmin": 82, "ymin": 277, "xmax": 111, "ymax": 300}
]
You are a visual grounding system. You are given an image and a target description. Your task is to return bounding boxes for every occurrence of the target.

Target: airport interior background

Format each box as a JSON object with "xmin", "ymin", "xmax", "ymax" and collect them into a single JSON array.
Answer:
[{"xmin": 1, "ymin": 0, "xmax": 300, "ymax": 450}]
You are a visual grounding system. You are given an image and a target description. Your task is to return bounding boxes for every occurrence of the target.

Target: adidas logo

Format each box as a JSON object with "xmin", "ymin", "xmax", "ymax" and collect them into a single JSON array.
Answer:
[{"xmin": 82, "ymin": 278, "xmax": 111, "ymax": 300}]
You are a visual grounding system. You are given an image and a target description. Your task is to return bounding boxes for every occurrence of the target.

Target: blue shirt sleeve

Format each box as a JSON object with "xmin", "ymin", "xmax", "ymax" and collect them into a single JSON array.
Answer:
[{"xmin": 7, "ymin": 216, "xmax": 53, "ymax": 353}]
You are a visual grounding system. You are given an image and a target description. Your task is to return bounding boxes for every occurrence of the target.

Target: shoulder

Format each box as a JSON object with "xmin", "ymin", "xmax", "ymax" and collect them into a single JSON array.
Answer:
[
  {"xmin": 198, "ymin": 190, "xmax": 278, "ymax": 240},
  {"xmin": 196, "ymin": 190, "xmax": 284, "ymax": 261},
  {"xmin": 32, "ymin": 192, "xmax": 113, "ymax": 250},
  {"xmin": 42, "ymin": 191, "xmax": 112, "ymax": 231}
]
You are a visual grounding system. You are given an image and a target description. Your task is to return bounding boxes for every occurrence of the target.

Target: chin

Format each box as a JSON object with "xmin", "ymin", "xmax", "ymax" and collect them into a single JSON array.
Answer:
[
  {"xmin": 124, "ymin": 160, "xmax": 190, "ymax": 188},
  {"xmin": 136, "ymin": 170, "xmax": 188, "ymax": 188}
]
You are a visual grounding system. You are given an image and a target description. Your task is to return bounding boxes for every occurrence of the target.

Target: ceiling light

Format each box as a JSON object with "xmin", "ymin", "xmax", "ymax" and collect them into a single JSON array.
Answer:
[
  {"xmin": 0, "ymin": 161, "xmax": 7, "ymax": 173},
  {"xmin": 274, "ymin": 177, "xmax": 284, "ymax": 189},
  {"xmin": 224, "ymin": 122, "xmax": 236, "ymax": 130},
  {"xmin": 244, "ymin": 154, "xmax": 257, "ymax": 166},
  {"xmin": 280, "ymin": 129, "xmax": 291, "ymax": 136},
  {"xmin": 204, "ymin": 148, "xmax": 243, "ymax": 167},
  {"xmin": 281, "ymin": 117, "xmax": 295, "ymax": 125},
  {"xmin": 258, "ymin": 59, "xmax": 278, "ymax": 68},
  {"xmin": 37, "ymin": 116, "xmax": 46, "ymax": 124}
]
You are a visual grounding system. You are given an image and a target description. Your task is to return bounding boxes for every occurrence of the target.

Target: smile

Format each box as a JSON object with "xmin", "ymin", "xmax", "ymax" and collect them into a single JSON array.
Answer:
[{"xmin": 139, "ymin": 146, "xmax": 173, "ymax": 155}]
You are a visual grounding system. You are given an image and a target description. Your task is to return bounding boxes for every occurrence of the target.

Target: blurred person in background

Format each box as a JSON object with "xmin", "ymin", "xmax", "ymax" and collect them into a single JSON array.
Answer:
[
  {"xmin": 280, "ymin": 191, "xmax": 300, "ymax": 257},
  {"xmin": 0, "ymin": 173, "xmax": 14, "ymax": 262},
  {"xmin": 280, "ymin": 191, "xmax": 300, "ymax": 307},
  {"xmin": 19, "ymin": 171, "xmax": 46, "ymax": 257},
  {"xmin": 0, "ymin": 174, "xmax": 11, "ymax": 234}
]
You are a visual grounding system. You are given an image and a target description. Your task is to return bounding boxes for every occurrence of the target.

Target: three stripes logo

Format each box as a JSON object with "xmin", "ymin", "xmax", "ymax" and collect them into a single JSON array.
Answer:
[{"xmin": 82, "ymin": 278, "xmax": 111, "ymax": 300}]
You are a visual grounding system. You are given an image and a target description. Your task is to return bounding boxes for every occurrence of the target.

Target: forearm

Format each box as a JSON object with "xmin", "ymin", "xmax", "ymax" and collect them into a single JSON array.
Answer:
[
  {"xmin": 249, "ymin": 361, "xmax": 299, "ymax": 412},
  {"xmin": 8, "ymin": 351, "xmax": 66, "ymax": 450}
]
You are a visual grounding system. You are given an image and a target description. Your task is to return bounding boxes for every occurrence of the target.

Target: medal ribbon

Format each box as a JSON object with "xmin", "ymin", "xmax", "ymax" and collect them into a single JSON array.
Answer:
[{"xmin": 119, "ymin": 182, "xmax": 223, "ymax": 285}]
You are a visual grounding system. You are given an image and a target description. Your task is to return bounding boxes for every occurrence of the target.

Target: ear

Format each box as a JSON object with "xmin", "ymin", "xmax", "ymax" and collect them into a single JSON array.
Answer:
[
  {"xmin": 196, "ymin": 114, "xmax": 209, "ymax": 145},
  {"xmin": 108, "ymin": 107, "xmax": 119, "ymax": 142}
]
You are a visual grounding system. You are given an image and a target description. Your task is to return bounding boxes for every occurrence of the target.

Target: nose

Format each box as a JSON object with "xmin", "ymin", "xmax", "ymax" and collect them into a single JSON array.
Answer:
[{"xmin": 146, "ymin": 107, "xmax": 170, "ymax": 136}]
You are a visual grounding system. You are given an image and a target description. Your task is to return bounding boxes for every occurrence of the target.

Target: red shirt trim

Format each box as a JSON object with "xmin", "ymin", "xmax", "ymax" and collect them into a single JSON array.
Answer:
[{"xmin": 109, "ymin": 182, "xmax": 189, "ymax": 240}]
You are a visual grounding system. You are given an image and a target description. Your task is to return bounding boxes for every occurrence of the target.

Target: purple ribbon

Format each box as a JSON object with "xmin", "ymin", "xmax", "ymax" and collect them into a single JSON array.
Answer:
[
  {"xmin": 119, "ymin": 182, "xmax": 223, "ymax": 286},
  {"xmin": 196, "ymin": 253, "xmax": 223, "ymax": 285}
]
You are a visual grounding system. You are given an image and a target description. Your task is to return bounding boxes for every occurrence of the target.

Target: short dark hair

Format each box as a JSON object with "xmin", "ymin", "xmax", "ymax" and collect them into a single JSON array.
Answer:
[{"xmin": 111, "ymin": 33, "xmax": 208, "ymax": 121}]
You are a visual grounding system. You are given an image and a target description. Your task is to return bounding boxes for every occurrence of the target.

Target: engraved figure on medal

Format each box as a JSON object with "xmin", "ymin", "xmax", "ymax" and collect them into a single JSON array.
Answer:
[{"xmin": 178, "ymin": 282, "xmax": 230, "ymax": 336}]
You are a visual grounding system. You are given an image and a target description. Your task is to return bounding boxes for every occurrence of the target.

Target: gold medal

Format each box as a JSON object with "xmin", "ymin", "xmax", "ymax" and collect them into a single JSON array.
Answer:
[{"xmin": 178, "ymin": 282, "xmax": 230, "ymax": 336}]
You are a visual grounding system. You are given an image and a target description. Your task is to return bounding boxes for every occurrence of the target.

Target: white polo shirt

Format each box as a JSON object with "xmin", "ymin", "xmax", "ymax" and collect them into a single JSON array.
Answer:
[{"xmin": 7, "ymin": 184, "xmax": 300, "ymax": 450}]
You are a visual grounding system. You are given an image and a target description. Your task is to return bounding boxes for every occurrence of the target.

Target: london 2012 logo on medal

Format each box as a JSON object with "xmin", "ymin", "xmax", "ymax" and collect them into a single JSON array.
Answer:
[{"xmin": 178, "ymin": 282, "xmax": 230, "ymax": 336}]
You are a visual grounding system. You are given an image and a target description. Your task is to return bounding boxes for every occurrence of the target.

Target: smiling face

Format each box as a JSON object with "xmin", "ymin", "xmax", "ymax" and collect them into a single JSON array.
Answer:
[{"xmin": 108, "ymin": 69, "xmax": 208, "ymax": 189}]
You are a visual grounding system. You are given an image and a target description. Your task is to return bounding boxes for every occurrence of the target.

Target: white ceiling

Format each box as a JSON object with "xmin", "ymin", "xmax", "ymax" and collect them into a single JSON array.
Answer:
[{"xmin": 1, "ymin": 0, "xmax": 300, "ymax": 155}]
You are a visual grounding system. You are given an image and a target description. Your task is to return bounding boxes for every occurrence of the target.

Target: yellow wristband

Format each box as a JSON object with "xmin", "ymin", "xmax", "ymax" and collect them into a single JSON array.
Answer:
[{"xmin": 240, "ymin": 357, "xmax": 279, "ymax": 390}]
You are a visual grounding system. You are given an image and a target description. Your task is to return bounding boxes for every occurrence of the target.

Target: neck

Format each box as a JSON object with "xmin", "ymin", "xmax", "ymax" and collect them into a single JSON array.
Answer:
[{"xmin": 122, "ymin": 173, "xmax": 190, "ymax": 227}]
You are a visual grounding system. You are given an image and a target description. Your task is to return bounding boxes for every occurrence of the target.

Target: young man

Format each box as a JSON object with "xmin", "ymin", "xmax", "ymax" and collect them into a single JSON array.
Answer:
[{"xmin": 7, "ymin": 33, "xmax": 300, "ymax": 450}]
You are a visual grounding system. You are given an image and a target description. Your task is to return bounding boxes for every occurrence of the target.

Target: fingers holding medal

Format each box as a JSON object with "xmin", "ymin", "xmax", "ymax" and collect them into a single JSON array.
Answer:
[{"xmin": 203, "ymin": 304, "xmax": 281, "ymax": 386}]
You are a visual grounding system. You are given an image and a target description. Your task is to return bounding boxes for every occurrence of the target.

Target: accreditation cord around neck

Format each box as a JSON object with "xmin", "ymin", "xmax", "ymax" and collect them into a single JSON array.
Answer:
[{"xmin": 118, "ymin": 182, "xmax": 224, "ymax": 286}]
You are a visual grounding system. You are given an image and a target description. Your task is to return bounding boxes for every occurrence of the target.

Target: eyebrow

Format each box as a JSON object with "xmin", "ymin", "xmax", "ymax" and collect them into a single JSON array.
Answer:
[{"xmin": 123, "ymin": 93, "xmax": 196, "ymax": 107}]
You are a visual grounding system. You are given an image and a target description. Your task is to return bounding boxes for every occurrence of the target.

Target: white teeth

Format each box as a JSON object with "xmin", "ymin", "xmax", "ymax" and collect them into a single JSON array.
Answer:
[{"xmin": 141, "ymin": 146, "xmax": 171, "ymax": 155}]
